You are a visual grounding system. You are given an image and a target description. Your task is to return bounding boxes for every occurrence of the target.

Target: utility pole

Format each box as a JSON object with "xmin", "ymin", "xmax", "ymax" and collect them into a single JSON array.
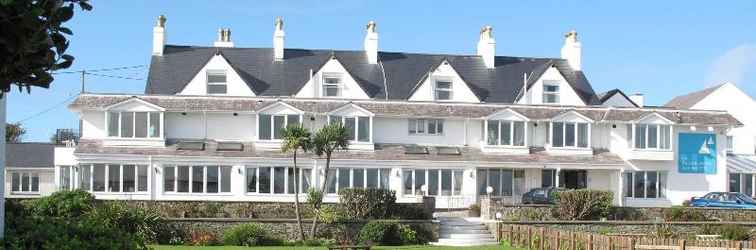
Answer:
[{"xmin": 80, "ymin": 70, "xmax": 86, "ymax": 93}]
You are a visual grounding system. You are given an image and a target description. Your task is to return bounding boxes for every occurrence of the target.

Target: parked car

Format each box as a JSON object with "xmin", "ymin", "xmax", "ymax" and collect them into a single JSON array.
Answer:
[
  {"xmin": 689, "ymin": 192, "xmax": 756, "ymax": 209},
  {"xmin": 521, "ymin": 187, "xmax": 564, "ymax": 204}
]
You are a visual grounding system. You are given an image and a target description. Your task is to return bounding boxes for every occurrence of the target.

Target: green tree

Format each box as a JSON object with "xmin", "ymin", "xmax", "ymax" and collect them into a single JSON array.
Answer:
[
  {"xmin": 280, "ymin": 124, "xmax": 312, "ymax": 241},
  {"xmin": 0, "ymin": 0, "xmax": 92, "ymax": 93},
  {"xmin": 6, "ymin": 122, "xmax": 25, "ymax": 143},
  {"xmin": 309, "ymin": 123, "xmax": 349, "ymax": 238}
]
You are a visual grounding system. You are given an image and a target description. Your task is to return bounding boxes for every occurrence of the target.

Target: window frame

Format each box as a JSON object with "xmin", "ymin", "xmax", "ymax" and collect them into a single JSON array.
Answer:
[
  {"xmin": 408, "ymin": 118, "xmax": 444, "ymax": 136},
  {"xmin": 727, "ymin": 135, "xmax": 734, "ymax": 152},
  {"xmin": 206, "ymin": 69, "xmax": 228, "ymax": 95},
  {"xmin": 550, "ymin": 122, "xmax": 590, "ymax": 149},
  {"xmin": 542, "ymin": 80, "xmax": 560, "ymax": 104},
  {"xmin": 328, "ymin": 115, "xmax": 372, "ymax": 143},
  {"xmin": 106, "ymin": 111, "xmax": 163, "ymax": 139},
  {"xmin": 326, "ymin": 167, "xmax": 391, "ymax": 195},
  {"xmin": 402, "ymin": 168, "xmax": 464, "ymax": 197},
  {"xmin": 10, "ymin": 171, "xmax": 40, "ymax": 194},
  {"xmin": 257, "ymin": 113, "xmax": 302, "ymax": 141},
  {"xmin": 623, "ymin": 171, "xmax": 667, "ymax": 199},
  {"xmin": 162, "ymin": 165, "xmax": 231, "ymax": 195},
  {"xmin": 433, "ymin": 78, "xmax": 453, "ymax": 101},
  {"xmin": 322, "ymin": 72, "xmax": 343, "ymax": 97},
  {"xmin": 485, "ymin": 120, "xmax": 527, "ymax": 147},
  {"xmin": 244, "ymin": 166, "xmax": 312, "ymax": 195},
  {"xmin": 78, "ymin": 164, "xmax": 150, "ymax": 194},
  {"xmin": 729, "ymin": 173, "xmax": 755, "ymax": 197},
  {"xmin": 632, "ymin": 124, "xmax": 672, "ymax": 150}
]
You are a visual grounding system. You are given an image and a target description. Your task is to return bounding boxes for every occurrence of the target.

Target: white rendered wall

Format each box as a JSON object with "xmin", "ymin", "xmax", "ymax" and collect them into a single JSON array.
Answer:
[
  {"xmin": 691, "ymin": 83, "xmax": 756, "ymax": 155},
  {"xmin": 408, "ymin": 62, "xmax": 480, "ymax": 103},
  {"xmin": 165, "ymin": 112, "xmax": 205, "ymax": 139},
  {"xmin": 295, "ymin": 59, "xmax": 370, "ymax": 99},
  {"xmin": 178, "ymin": 55, "xmax": 256, "ymax": 96},
  {"xmin": 80, "ymin": 111, "xmax": 106, "ymax": 139},
  {"xmin": 373, "ymin": 117, "xmax": 467, "ymax": 146},
  {"xmin": 518, "ymin": 67, "xmax": 586, "ymax": 106},
  {"xmin": 205, "ymin": 113, "xmax": 255, "ymax": 141}
]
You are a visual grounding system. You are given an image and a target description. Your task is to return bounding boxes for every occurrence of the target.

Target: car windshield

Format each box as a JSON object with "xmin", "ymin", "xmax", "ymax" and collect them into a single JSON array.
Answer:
[
  {"xmin": 704, "ymin": 193, "xmax": 722, "ymax": 200},
  {"xmin": 736, "ymin": 193, "xmax": 756, "ymax": 203}
]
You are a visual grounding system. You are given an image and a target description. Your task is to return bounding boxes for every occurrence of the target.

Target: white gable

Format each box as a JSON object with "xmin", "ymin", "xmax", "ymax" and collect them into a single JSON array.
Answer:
[
  {"xmin": 601, "ymin": 93, "xmax": 637, "ymax": 107},
  {"xmin": 408, "ymin": 61, "xmax": 480, "ymax": 103},
  {"xmin": 517, "ymin": 67, "xmax": 586, "ymax": 106},
  {"xmin": 295, "ymin": 58, "xmax": 370, "ymax": 99},
  {"xmin": 485, "ymin": 108, "xmax": 529, "ymax": 121},
  {"xmin": 105, "ymin": 98, "xmax": 164, "ymax": 112},
  {"xmin": 329, "ymin": 103, "xmax": 373, "ymax": 117},
  {"xmin": 636, "ymin": 113, "xmax": 674, "ymax": 125},
  {"xmin": 257, "ymin": 102, "xmax": 303, "ymax": 115},
  {"xmin": 552, "ymin": 110, "xmax": 593, "ymax": 123},
  {"xmin": 178, "ymin": 54, "xmax": 255, "ymax": 96},
  {"xmin": 691, "ymin": 83, "xmax": 756, "ymax": 155}
]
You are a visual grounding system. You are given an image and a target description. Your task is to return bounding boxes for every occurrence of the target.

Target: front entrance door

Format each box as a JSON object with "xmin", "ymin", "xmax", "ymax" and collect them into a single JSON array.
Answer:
[{"xmin": 560, "ymin": 170, "xmax": 587, "ymax": 189}]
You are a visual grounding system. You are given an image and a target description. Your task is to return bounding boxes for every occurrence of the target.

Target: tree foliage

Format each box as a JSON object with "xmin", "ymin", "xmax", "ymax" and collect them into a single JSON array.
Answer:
[
  {"xmin": 309, "ymin": 123, "xmax": 349, "ymax": 238},
  {"xmin": 0, "ymin": 0, "xmax": 92, "ymax": 94},
  {"xmin": 280, "ymin": 124, "xmax": 312, "ymax": 241},
  {"xmin": 6, "ymin": 122, "xmax": 25, "ymax": 142}
]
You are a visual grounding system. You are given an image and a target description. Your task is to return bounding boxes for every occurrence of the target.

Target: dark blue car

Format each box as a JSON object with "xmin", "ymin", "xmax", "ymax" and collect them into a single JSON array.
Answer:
[{"xmin": 689, "ymin": 192, "xmax": 756, "ymax": 209}]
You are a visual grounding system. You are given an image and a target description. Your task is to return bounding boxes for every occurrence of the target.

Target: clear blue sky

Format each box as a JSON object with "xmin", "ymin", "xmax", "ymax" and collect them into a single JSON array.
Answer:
[{"xmin": 7, "ymin": 0, "xmax": 756, "ymax": 142}]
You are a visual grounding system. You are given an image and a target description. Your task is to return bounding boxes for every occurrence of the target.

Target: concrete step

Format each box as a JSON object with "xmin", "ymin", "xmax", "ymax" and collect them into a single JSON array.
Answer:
[
  {"xmin": 440, "ymin": 228, "xmax": 491, "ymax": 234},
  {"xmin": 431, "ymin": 238, "xmax": 500, "ymax": 247},
  {"xmin": 439, "ymin": 233, "xmax": 496, "ymax": 239}
]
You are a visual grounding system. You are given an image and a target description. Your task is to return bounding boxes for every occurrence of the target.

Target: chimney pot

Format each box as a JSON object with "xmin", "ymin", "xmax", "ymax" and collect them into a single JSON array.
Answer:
[
  {"xmin": 476, "ymin": 25, "xmax": 495, "ymax": 68},
  {"xmin": 152, "ymin": 15, "xmax": 167, "ymax": 56},
  {"xmin": 214, "ymin": 27, "xmax": 234, "ymax": 47},
  {"xmin": 364, "ymin": 20, "xmax": 378, "ymax": 64},
  {"xmin": 560, "ymin": 29, "xmax": 582, "ymax": 71}
]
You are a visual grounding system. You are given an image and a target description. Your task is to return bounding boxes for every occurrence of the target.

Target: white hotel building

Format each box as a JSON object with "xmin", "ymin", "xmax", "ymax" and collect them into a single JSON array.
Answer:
[{"xmin": 56, "ymin": 16, "xmax": 742, "ymax": 208}]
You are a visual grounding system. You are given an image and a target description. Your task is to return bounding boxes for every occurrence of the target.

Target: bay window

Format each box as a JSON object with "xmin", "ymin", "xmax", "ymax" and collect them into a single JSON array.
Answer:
[
  {"xmin": 10, "ymin": 172, "xmax": 39, "ymax": 193},
  {"xmin": 327, "ymin": 168, "xmax": 390, "ymax": 194},
  {"xmin": 402, "ymin": 169, "xmax": 464, "ymax": 196},
  {"xmin": 623, "ymin": 171, "xmax": 667, "ymax": 199},
  {"xmin": 634, "ymin": 124, "xmax": 671, "ymax": 150},
  {"xmin": 163, "ymin": 165, "xmax": 231, "ymax": 194},
  {"xmin": 486, "ymin": 120, "xmax": 526, "ymax": 146},
  {"xmin": 409, "ymin": 119, "xmax": 443, "ymax": 135},
  {"xmin": 551, "ymin": 122, "xmax": 589, "ymax": 148},
  {"xmin": 107, "ymin": 111, "xmax": 162, "ymax": 138},
  {"xmin": 329, "ymin": 115, "xmax": 371, "ymax": 142},
  {"xmin": 245, "ymin": 166, "xmax": 312, "ymax": 194},
  {"xmin": 258, "ymin": 114, "xmax": 301, "ymax": 140},
  {"xmin": 79, "ymin": 164, "xmax": 148, "ymax": 193}
]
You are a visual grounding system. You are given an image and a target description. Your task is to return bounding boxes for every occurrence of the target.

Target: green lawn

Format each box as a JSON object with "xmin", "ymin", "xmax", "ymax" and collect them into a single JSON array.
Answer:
[{"xmin": 151, "ymin": 244, "xmax": 516, "ymax": 250}]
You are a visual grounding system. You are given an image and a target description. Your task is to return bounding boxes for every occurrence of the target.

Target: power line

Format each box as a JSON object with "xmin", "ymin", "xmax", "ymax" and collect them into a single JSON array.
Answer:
[
  {"xmin": 50, "ymin": 65, "xmax": 147, "ymax": 75},
  {"xmin": 15, "ymin": 91, "xmax": 79, "ymax": 123},
  {"xmin": 86, "ymin": 72, "xmax": 144, "ymax": 81}
]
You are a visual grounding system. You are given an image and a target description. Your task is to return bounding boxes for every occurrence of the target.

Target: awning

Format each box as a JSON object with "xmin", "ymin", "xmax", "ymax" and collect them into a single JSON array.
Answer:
[{"xmin": 727, "ymin": 154, "xmax": 756, "ymax": 173}]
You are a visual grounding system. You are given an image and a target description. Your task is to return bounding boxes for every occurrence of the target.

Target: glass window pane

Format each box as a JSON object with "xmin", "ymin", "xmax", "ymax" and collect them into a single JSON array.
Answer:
[
  {"xmin": 138, "ymin": 165, "xmax": 148, "ymax": 192},
  {"xmin": 31, "ymin": 173, "xmax": 39, "ymax": 192},
  {"xmin": 415, "ymin": 170, "xmax": 426, "ymax": 196},
  {"xmin": 477, "ymin": 169, "xmax": 487, "ymax": 195},
  {"xmin": 287, "ymin": 114, "xmax": 300, "ymax": 127},
  {"xmin": 108, "ymin": 112, "xmax": 119, "ymax": 137},
  {"xmin": 121, "ymin": 112, "xmax": 134, "ymax": 138},
  {"xmin": 80, "ymin": 165, "xmax": 91, "ymax": 191},
  {"xmin": 578, "ymin": 123, "xmax": 588, "ymax": 148},
  {"xmin": 302, "ymin": 169, "xmax": 312, "ymax": 193},
  {"xmin": 358, "ymin": 117, "xmax": 370, "ymax": 142},
  {"xmin": 108, "ymin": 164, "xmax": 121, "ymax": 192},
  {"xmin": 259, "ymin": 115, "xmax": 271, "ymax": 140},
  {"xmin": 164, "ymin": 166, "xmax": 175, "ymax": 192},
  {"xmin": 441, "ymin": 170, "xmax": 452, "ymax": 196},
  {"xmin": 428, "ymin": 170, "xmax": 438, "ymax": 196},
  {"xmin": 417, "ymin": 120, "xmax": 425, "ymax": 134},
  {"xmin": 542, "ymin": 170, "xmax": 554, "ymax": 188},
  {"xmin": 624, "ymin": 173, "xmax": 633, "ymax": 198},
  {"xmin": 380, "ymin": 169, "xmax": 390, "ymax": 189},
  {"xmin": 661, "ymin": 125, "xmax": 671, "ymax": 149},
  {"xmin": 134, "ymin": 112, "xmax": 148, "ymax": 138},
  {"xmin": 274, "ymin": 167, "xmax": 285, "ymax": 194},
  {"xmin": 646, "ymin": 171, "xmax": 658, "ymax": 198},
  {"xmin": 501, "ymin": 122, "xmax": 512, "ymax": 145},
  {"xmin": 338, "ymin": 168, "xmax": 351, "ymax": 190},
  {"xmin": 730, "ymin": 173, "xmax": 742, "ymax": 193},
  {"xmin": 93, "ymin": 164, "xmax": 106, "ymax": 192},
  {"xmin": 149, "ymin": 113, "xmax": 161, "ymax": 137},
  {"xmin": 513, "ymin": 121, "xmax": 525, "ymax": 146},
  {"xmin": 501, "ymin": 170, "xmax": 513, "ymax": 196},
  {"xmin": 177, "ymin": 166, "xmax": 190, "ymax": 193},
  {"xmin": 21, "ymin": 173, "xmax": 29, "ymax": 191},
  {"xmin": 191, "ymin": 166, "xmax": 204, "ymax": 193},
  {"xmin": 553, "ymin": 123, "xmax": 564, "ymax": 147},
  {"xmin": 329, "ymin": 116, "xmax": 342, "ymax": 125},
  {"xmin": 565, "ymin": 123, "xmax": 576, "ymax": 147},
  {"xmin": 260, "ymin": 167, "xmax": 271, "ymax": 193},
  {"xmin": 648, "ymin": 125, "xmax": 658, "ymax": 148},
  {"xmin": 345, "ymin": 117, "xmax": 356, "ymax": 141},
  {"xmin": 488, "ymin": 169, "xmax": 501, "ymax": 196},
  {"xmin": 246, "ymin": 167, "xmax": 257, "ymax": 193},
  {"xmin": 453, "ymin": 170, "xmax": 463, "ymax": 196},
  {"xmin": 353, "ymin": 168, "xmax": 364, "ymax": 188},
  {"xmin": 207, "ymin": 84, "xmax": 227, "ymax": 94},
  {"xmin": 207, "ymin": 70, "xmax": 226, "ymax": 83},
  {"xmin": 123, "ymin": 165, "xmax": 135, "ymax": 192},
  {"xmin": 11, "ymin": 173, "xmax": 19, "ymax": 192},
  {"xmin": 659, "ymin": 172, "xmax": 667, "ymax": 198},
  {"xmin": 221, "ymin": 166, "xmax": 231, "ymax": 193},
  {"xmin": 634, "ymin": 172, "xmax": 645, "ymax": 198},
  {"xmin": 286, "ymin": 167, "xmax": 296, "ymax": 194},
  {"xmin": 326, "ymin": 169, "xmax": 336, "ymax": 194},
  {"xmin": 487, "ymin": 121, "xmax": 499, "ymax": 145},
  {"xmin": 60, "ymin": 166, "xmax": 70, "ymax": 190},
  {"xmin": 367, "ymin": 169, "xmax": 378, "ymax": 188},
  {"xmin": 635, "ymin": 125, "xmax": 646, "ymax": 149},
  {"xmin": 408, "ymin": 119, "xmax": 417, "ymax": 134},
  {"xmin": 428, "ymin": 120, "xmax": 437, "ymax": 135},
  {"xmin": 403, "ymin": 169, "xmax": 413, "ymax": 195},
  {"xmin": 273, "ymin": 116, "xmax": 285, "ymax": 139},
  {"xmin": 206, "ymin": 166, "xmax": 219, "ymax": 193},
  {"xmin": 436, "ymin": 120, "xmax": 444, "ymax": 134}
]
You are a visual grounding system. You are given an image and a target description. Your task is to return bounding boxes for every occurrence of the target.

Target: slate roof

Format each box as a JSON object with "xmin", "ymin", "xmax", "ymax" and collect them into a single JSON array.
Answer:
[
  {"xmin": 69, "ymin": 94, "xmax": 742, "ymax": 126},
  {"xmin": 6, "ymin": 143, "xmax": 55, "ymax": 168},
  {"xmin": 665, "ymin": 84, "xmax": 725, "ymax": 109},
  {"xmin": 146, "ymin": 45, "xmax": 600, "ymax": 104},
  {"xmin": 597, "ymin": 89, "xmax": 639, "ymax": 107}
]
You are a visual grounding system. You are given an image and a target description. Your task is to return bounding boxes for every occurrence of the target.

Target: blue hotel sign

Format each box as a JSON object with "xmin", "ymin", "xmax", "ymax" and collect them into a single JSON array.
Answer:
[{"xmin": 677, "ymin": 133, "xmax": 717, "ymax": 174}]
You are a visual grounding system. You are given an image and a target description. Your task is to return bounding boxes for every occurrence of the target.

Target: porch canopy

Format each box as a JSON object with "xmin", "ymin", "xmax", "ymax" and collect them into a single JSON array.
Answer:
[{"xmin": 727, "ymin": 154, "xmax": 756, "ymax": 173}]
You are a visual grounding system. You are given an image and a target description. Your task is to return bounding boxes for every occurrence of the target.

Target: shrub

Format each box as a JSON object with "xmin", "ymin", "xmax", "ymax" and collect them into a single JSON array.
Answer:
[
  {"xmin": 390, "ymin": 204, "xmax": 431, "ymax": 219},
  {"xmin": 398, "ymin": 224, "xmax": 417, "ymax": 244},
  {"xmin": 89, "ymin": 202, "xmax": 165, "ymax": 243},
  {"xmin": 189, "ymin": 230, "xmax": 218, "ymax": 246},
  {"xmin": 339, "ymin": 188, "xmax": 396, "ymax": 219},
  {"xmin": 222, "ymin": 223, "xmax": 268, "ymax": 246},
  {"xmin": 468, "ymin": 203, "xmax": 481, "ymax": 217},
  {"xmin": 357, "ymin": 221, "xmax": 403, "ymax": 245},
  {"xmin": 700, "ymin": 224, "xmax": 750, "ymax": 240},
  {"xmin": 554, "ymin": 189, "xmax": 613, "ymax": 220},
  {"xmin": 663, "ymin": 206, "xmax": 709, "ymax": 221},
  {"xmin": 30, "ymin": 189, "xmax": 96, "ymax": 217}
]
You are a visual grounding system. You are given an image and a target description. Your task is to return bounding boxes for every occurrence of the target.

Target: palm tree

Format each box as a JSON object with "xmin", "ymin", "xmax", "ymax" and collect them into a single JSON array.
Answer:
[
  {"xmin": 281, "ymin": 124, "xmax": 312, "ymax": 241},
  {"xmin": 309, "ymin": 123, "xmax": 349, "ymax": 238}
]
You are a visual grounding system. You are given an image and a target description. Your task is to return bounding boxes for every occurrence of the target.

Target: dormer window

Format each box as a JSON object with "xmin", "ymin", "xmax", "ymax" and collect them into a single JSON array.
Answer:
[
  {"xmin": 107, "ymin": 112, "xmax": 162, "ymax": 138},
  {"xmin": 434, "ymin": 79, "xmax": 452, "ymax": 100},
  {"xmin": 543, "ymin": 81, "xmax": 560, "ymax": 104},
  {"xmin": 322, "ymin": 73, "xmax": 343, "ymax": 97},
  {"xmin": 206, "ymin": 69, "xmax": 227, "ymax": 94},
  {"xmin": 634, "ymin": 124, "xmax": 671, "ymax": 150},
  {"xmin": 486, "ymin": 120, "xmax": 526, "ymax": 146},
  {"xmin": 258, "ymin": 114, "xmax": 301, "ymax": 140},
  {"xmin": 551, "ymin": 122, "xmax": 589, "ymax": 148},
  {"xmin": 329, "ymin": 115, "xmax": 371, "ymax": 142}
]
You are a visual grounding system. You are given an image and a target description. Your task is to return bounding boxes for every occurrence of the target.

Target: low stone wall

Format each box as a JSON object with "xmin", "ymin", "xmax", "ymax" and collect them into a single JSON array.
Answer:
[
  {"xmin": 122, "ymin": 198, "xmax": 434, "ymax": 219},
  {"xmin": 480, "ymin": 197, "xmax": 756, "ymax": 222},
  {"xmin": 498, "ymin": 221, "xmax": 756, "ymax": 239},
  {"xmin": 167, "ymin": 218, "xmax": 438, "ymax": 242}
]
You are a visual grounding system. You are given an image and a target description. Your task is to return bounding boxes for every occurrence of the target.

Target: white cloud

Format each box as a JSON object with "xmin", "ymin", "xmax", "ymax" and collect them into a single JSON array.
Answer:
[{"xmin": 705, "ymin": 44, "xmax": 756, "ymax": 86}]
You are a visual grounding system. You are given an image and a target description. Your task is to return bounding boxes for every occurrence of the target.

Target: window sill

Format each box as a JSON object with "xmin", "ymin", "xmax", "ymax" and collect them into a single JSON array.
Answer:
[
  {"xmin": 10, "ymin": 192, "xmax": 40, "ymax": 195},
  {"xmin": 92, "ymin": 191, "xmax": 150, "ymax": 195},
  {"xmin": 161, "ymin": 192, "xmax": 233, "ymax": 196},
  {"xmin": 627, "ymin": 150, "xmax": 674, "ymax": 161}
]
